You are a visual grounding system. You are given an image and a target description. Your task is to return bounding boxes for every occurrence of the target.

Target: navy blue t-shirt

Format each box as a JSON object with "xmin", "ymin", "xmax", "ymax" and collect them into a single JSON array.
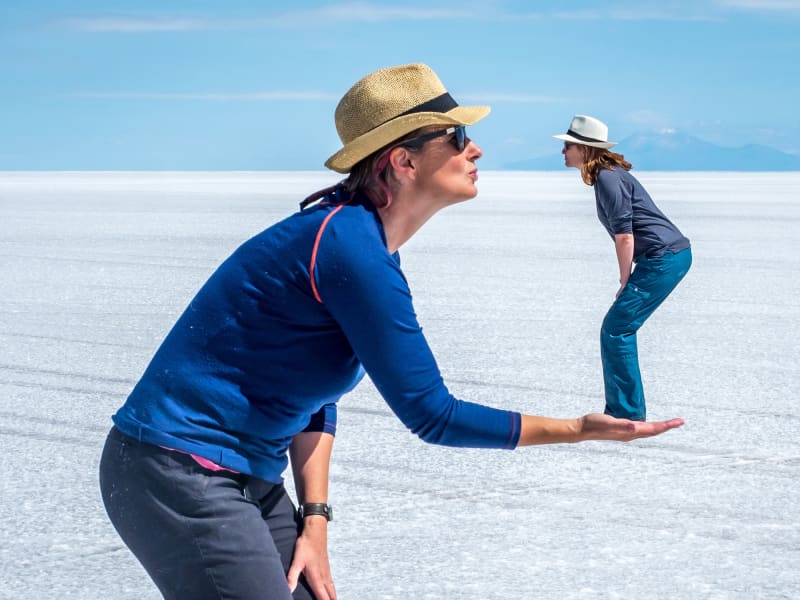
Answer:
[{"xmin": 594, "ymin": 167, "xmax": 690, "ymax": 259}]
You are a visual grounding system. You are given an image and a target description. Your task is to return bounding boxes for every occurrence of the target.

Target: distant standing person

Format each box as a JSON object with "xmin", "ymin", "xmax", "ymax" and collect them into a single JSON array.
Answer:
[{"xmin": 555, "ymin": 115, "xmax": 692, "ymax": 421}]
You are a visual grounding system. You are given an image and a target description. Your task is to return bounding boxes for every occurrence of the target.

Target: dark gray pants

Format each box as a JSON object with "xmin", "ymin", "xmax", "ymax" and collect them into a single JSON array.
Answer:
[{"xmin": 99, "ymin": 426, "xmax": 316, "ymax": 600}]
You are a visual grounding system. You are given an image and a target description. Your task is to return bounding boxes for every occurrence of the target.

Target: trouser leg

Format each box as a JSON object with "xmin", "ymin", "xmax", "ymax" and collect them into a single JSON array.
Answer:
[
  {"xmin": 99, "ymin": 426, "xmax": 316, "ymax": 600},
  {"xmin": 601, "ymin": 325, "xmax": 644, "ymax": 420},
  {"xmin": 253, "ymin": 484, "xmax": 317, "ymax": 600},
  {"xmin": 600, "ymin": 248, "xmax": 692, "ymax": 420}
]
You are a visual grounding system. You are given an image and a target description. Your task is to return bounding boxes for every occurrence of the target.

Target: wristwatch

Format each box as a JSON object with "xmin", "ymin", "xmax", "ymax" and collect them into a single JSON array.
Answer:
[{"xmin": 298, "ymin": 502, "xmax": 333, "ymax": 521}]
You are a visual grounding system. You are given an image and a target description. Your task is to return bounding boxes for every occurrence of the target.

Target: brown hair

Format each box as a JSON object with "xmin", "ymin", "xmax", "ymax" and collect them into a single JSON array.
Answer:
[
  {"xmin": 302, "ymin": 127, "xmax": 434, "ymax": 210},
  {"xmin": 342, "ymin": 128, "xmax": 431, "ymax": 208},
  {"xmin": 579, "ymin": 146, "xmax": 633, "ymax": 186}
]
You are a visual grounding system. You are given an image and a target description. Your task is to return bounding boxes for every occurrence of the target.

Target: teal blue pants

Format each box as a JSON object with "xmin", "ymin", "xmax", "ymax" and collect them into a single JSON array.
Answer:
[{"xmin": 601, "ymin": 248, "xmax": 692, "ymax": 420}]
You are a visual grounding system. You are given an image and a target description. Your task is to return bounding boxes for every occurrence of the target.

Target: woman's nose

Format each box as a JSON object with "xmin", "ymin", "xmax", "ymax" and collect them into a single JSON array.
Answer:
[{"xmin": 467, "ymin": 139, "xmax": 483, "ymax": 159}]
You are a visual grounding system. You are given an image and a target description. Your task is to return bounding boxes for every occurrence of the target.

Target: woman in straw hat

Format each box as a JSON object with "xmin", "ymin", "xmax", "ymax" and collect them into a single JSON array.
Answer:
[
  {"xmin": 100, "ymin": 66, "xmax": 683, "ymax": 600},
  {"xmin": 555, "ymin": 115, "xmax": 692, "ymax": 422}
]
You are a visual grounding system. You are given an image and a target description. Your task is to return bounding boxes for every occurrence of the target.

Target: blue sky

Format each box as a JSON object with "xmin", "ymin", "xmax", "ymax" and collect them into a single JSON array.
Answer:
[{"xmin": 1, "ymin": 0, "xmax": 799, "ymax": 170}]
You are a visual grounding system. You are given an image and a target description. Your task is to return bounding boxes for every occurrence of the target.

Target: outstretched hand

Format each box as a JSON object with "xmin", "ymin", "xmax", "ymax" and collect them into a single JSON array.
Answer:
[{"xmin": 578, "ymin": 413, "xmax": 684, "ymax": 442}]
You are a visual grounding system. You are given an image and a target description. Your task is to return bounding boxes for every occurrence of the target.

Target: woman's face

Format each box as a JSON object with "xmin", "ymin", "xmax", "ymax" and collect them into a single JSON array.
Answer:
[
  {"xmin": 408, "ymin": 126, "xmax": 483, "ymax": 206},
  {"xmin": 562, "ymin": 142, "xmax": 585, "ymax": 169}
]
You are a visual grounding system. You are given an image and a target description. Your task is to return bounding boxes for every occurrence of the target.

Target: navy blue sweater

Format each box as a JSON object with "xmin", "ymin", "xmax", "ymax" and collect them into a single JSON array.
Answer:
[{"xmin": 113, "ymin": 187, "xmax": 521, "ymax": 483}]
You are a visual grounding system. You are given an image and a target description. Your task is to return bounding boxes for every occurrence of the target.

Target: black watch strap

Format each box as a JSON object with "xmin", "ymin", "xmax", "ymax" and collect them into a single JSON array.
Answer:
[{"xmin": 298, "ymin": 503, "xmax": 333, "ymax": 521}]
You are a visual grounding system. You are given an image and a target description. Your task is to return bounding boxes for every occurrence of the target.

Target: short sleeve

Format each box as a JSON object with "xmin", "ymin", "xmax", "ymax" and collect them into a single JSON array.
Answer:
[{"xmin": 596, "ymin": 169, "xmax": 633, "ymax": 234}]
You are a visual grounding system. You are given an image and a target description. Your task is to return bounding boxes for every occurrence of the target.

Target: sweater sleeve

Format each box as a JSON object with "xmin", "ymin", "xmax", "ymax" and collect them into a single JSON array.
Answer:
[
  {"xmin": 313, "ymin": 218, "xmax": 520, "ymax": 450},
  {"xmin": 302, "ymin": 403, "xmax": 337, "ymax": 436},
  {"xmin": 596, "ymin": 169, "xmax": 633, "ymax": 234}
]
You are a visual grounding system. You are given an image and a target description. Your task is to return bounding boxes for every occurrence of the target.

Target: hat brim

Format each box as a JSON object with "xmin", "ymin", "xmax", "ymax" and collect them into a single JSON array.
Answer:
[
  {"xmin": 553, "ymin": 133, "xmax": 617, "ymax": 149},
  {"xmin": 325, "ymin": 105, "xmax": 490, "ymax": 174}
]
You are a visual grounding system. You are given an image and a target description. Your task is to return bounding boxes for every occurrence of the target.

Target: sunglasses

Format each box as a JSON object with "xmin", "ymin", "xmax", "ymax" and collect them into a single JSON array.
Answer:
[
  {"xmin": 563, "ymin": 142, "xmax": 577, "ymax": 150},
  {"xmin": 403, "ymin": 125, "xmax": 468, "ymax": 153}
]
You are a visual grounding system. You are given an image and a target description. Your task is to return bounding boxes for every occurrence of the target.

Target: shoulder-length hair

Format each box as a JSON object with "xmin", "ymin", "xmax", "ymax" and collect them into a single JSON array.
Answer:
[{"xmin": 580, "ymin": 147, "xmax": 633, "ymax": 186}]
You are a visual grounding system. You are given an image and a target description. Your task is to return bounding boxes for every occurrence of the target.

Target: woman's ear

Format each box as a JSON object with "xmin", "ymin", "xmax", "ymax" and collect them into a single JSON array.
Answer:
[{"xmin": 387, "ymin": 146, "xmax": 417, "ymax": 180}]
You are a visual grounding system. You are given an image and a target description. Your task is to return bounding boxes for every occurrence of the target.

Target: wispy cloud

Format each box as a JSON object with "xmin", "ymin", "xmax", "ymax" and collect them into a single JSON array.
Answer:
[
  {"xmin": 62, "ymin": 17, "xmax": 212, "ymax": 33},
  {"xmin": 459, "ymin": 93, "xmax": 562, "ymax": 104},
  {"xmin": 276, "ymin": 3, "xmax": 473, "ymax": 24},
  {"xmin": 69, "ymin": 91, "xmax": 338, "ymax": 101},
  {"xmin": 60, "ymin": 2, "xmax": 724, "ymax": 34},
  {"xmin": 70, "ymin": 90, "xmax": 557, "ymax": 104},
  {"xmin": 547, "ymin": 8, "xmax": 719, "ymax": 22},
  {"xmin": 625, "ymin": 109, "xmax": 676, "ymax": 131},
  {"xmin": 60, "ymin": 3, "xmax": 475, "ymax": 33},
  {"xmin": 715, "ymin": 0, "xmax": 800, "ymax": 11},
  {"xmin": 61, "ymin": 1, "xmax": 800, "ymax": 36}
]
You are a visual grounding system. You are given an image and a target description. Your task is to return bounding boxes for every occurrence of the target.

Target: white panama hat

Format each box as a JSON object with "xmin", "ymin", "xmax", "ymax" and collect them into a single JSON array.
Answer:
[{"xmin": 553, "ymin": 115, "xmax": 617, "ymax": 149}]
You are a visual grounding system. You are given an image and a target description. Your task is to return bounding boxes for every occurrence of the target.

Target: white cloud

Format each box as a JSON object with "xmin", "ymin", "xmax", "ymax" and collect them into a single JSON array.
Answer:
[
  {"xmin": 60, "ymin": 3, "xmax": 476, "ymax": 33},
  {"xmin": 625, "ymin": 109, "xmax": 676, "ymax": 131},
  {"xmin": 507, "ymin": 2, "xmax": 727, "ymax": 23},
  {"xmin": 70, "ymin": 89, "xmax": 557, "ymax": 104},
  {"xmin": 61, "ymin": 2, "xmax": 725, "ymax": 34},
  {"xmin": 548, "ymin": 8, "xmax": 717, "ymax": 21},
  {"xmin": 69, "ymin": 91, "xmax": 338, "ymax": 101},
  {"xmin": 277, "ymin": 2, "xmax": 473, "ymax": 24},
  {"xmin": 59, "ymin": 0, "xmax": 800, "ymax": 36},
  {"xmin": 63, "ymin": 17, "xmax": 212, "ymax": 32},
  {"xmin": 459, "ymin": 93, "xmax": 562, "ymax": 103},
  {"xmin": 715, "ymin": 0, "xmax": 800, "ymax": 11}
]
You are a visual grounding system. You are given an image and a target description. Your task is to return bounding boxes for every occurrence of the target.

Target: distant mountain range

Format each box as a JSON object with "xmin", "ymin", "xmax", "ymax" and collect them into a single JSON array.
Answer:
[{"xmin": 505, "ymin": 131, "xmax": 800, "ymax": 171}]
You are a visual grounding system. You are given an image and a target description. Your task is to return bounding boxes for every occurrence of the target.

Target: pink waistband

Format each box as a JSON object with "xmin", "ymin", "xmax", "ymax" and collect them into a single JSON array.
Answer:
[{"xmin": 161, "ymin": 446, "xmax": 239, "ymax": 474}]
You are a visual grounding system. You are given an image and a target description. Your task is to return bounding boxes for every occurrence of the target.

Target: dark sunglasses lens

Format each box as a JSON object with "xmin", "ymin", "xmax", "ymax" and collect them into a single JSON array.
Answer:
[{"xmin": 453, "ymin": 126, "xmax": 466, "ymax": 151}]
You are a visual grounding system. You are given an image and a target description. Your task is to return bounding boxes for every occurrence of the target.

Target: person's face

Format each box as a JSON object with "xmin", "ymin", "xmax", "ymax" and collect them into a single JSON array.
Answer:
[
  {"xmin": 562, "ymin": 141, "xmax": 584, "ymax": 169},
  {"xmin": 405, "ymin": 126, "xmax": 483, "ymax": 206}
]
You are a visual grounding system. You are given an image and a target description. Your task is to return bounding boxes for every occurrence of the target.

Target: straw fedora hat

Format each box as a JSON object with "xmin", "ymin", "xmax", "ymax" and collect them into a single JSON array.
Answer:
[
  {"xmin": 553, "ymin": 115, "xmax": 617, "ymax": 149},
  {"xmin": 324, "ymin": 63, "xmax": 490, "ymax": 173}
]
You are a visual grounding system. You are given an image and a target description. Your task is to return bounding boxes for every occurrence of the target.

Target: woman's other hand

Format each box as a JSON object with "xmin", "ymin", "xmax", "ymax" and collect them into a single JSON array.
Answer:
[{"xmin": 578, "ymin": 413, "xmax": 684, "ymax": 442}]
